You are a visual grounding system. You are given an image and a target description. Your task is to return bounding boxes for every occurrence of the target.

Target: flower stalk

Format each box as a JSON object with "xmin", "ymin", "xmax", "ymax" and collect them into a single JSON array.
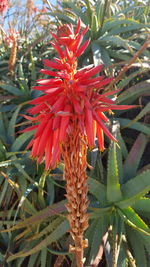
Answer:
[
  {"xmin": 9, "ymin": 37, "xmax": 17, "ymax": 74},
  {"xmin": 61, "ymin": 123, "xmax": 88, "ymax": 266}
]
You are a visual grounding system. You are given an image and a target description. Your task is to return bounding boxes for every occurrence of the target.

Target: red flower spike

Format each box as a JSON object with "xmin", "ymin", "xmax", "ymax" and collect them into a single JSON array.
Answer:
[
  {"xmin": 25, "ymin": 19, "xmax": 135, "ymax": 169},
  {"xmin": 0, "ymin": 0, "xmax": 9, "ymax": 14}
]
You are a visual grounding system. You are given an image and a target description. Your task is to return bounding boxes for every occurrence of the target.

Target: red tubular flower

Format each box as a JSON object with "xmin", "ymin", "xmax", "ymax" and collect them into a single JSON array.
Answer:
[
  {"xmin": 25, "ymin": 19, "xmax": 134, "ymax": 170},
  {"xmin": 0, "ymin": 0, "xmax": 9, "ymax": 14}
]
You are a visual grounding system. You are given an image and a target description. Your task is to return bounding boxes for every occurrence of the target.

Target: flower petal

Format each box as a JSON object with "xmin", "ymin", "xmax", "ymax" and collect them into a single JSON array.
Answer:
[
  {"xmin": 76, "ymin": 39, "xmax": 90, "ymax": 57},
  {"xmin": 96, "ymin": 123, "xmax": 105, "ymax": 152},
  {"xmin": 79, "ymin": 65, "xmax": 103, "ymax": 80},
  {"xmin": 59, "ymin": 104, "xmax": 72, "ymax": 142},
  {"xmin": 93, "ymin": 110, "xmax": 117, "ymax": 142},
  {"xmin": 75, "ymin": 18, "xmax": 81, "ymax": 34},
  {"xmin": 85, "ymin": 107, "xmax": 95, "ymax": 148},
  {"xmin": 43, "ymin": 59, "xmax": 65, "ymax": 70}
]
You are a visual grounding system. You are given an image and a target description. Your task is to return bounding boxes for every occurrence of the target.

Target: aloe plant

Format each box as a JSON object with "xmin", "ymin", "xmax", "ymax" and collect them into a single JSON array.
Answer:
[
  {"xmin": 85, "ymin": 121, "xmax": 150, "ymax": 266},
  {"xmin": 51, "ymin": 0, "xmax": 150, "ymax": 67},
  {"xmin": 0, "ymin": 1, "xmax": 150, "ymax": 266},
  {"xmin": 0, "ymin": 121, "xmax": 149, "ymax": 267}
]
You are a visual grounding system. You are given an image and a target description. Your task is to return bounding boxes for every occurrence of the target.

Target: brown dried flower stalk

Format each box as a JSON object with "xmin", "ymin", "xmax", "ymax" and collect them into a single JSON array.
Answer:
[
  {"xmin": 61, "ymin": 124, "xmax": 89, "ymax": 267},
  {"xmin": 8, "ymin": 38, "xmax": 17, "ymax": 74},
  {"xmin": 26, "ymin": 0, "xmax": 35, "ymax": 16}
]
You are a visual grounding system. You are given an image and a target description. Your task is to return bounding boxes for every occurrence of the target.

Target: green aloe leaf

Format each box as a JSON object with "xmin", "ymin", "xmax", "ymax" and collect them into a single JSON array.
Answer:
[
  {"xmin": 91, "ymin": 42, "xmax": 103, "ymax": 66},
  {"xmin": 28, "ymin": 252, "xmax": 39, "ymax": 267},
  {"xmin": 49, "ymin": 12, "xmax": 75, "ymax": 24},
  {"xmin": 0, "ymin": 84, "xmax": 24, "ymax": 96},
  {"xmin": 98, "ymin": 35, "xmax": 128, "ymax": 48},
  {"xmin": 121, "ymin": 169, "xmax": 150, "ymax": 200},
  {"xmin": 0, "ymin": 180, "xmax": 9, "ymax": 207},
  {"xmin": 118, "ymin": 169, "xmax": 150, "ymax": 209},
  {"xmin": 123, "ymin": 133, "xmax": 148, "ymax": 181},
  {"xmin": 47, "ymin": 247, "xmax": 69, "ymax": 256},
  {"xmin": 132, "ymin": 198, "xmax": 150, "ymax": 218},
  {"xmin": 108, "ymin": 49, "xmax": 131, "ymax": 61},
  {"xmin": 7, "ymin": 105, "xmax": 22, "ymax": 143},
  {"xmin": 2, "ymin": 200, "xmax": 66, "ymax": 232},
  {"xmin": 124, "ymin": 102, "xmax": 150, "ymax": 128},
  {"xmin": 85, "ymin": 219, "xmax": 98, "ymax": 263},
  {"xmin": 0, "ymin": 139, "xmax": 6, "ymax": 161},
  {"xmin": 101, "ymin": 18, "xmax": 146, "ymax": 33},
  {"xmin": 117, "ymin": 80, "xmax": 150, "ymax": 104},
  {"xmin": 7, "ymin": 219, "xmax": 69, "ymax": 261},
  {"xmin": 118, "ymin": 207, "xmax": 150, "ymax": 236},
  {"xmin": 107, "ymin": 140, "xmax": 122, "ymax": 203},
  {"xmin": 107, "ymin": 22, "xmax": 150, "ymax": 36},
  {"xmin": 128, "ymin": 40, "xmax": 150, "ymax": 57},
  {"xmin": 88, "ymin": 177, "xmax": 106, "ymax": 203},
  {"xmin": 63, "ymin": 2, "xmax": 85, "ymax": 22},
  {"xmin": 86, "ymin": 216, "xmax": 109, "ymax": 266},
  {"xmin": 90, "ymin": 206, "xmax": 112, "ymax": 218},
  {"xmin": 126, "ymin": 226, "xmax": 147, "ymax": 267},
  {"xmin": 114, "ymin": 130, "xmax": 124, "ymax": 183},
  {"xmin": 84, "ymin": 0, "xmax": 93, "ymax": 25},
  {"xmin": 98, "ymin": 46, "xmax": 112, "ymax": 67},
  {"xmin": 38, "ymin": 171, "xmax": 47, "ymax": 209},
  {"xmin": 117, "ymin": 69, "xmax": 149, "ymax": 91},
  {"xmin": 18, "ymin": 61, "xmax": 29, "ymax": 93},
  {"xmin": 116, "ymin": 118, "xmax": 150, "ymax": 136},
  {"xmin": 11, "ymin": 131, "xmax": 34, "ymax": 152},
  {"xmin": 138, "ymin": 232, "xmax": 150, "ymax": 254},
  {"xmin": 26, "ymin": 217, "xmax": 63, "ymax": 241},
  {"xmin": 16, "ymin": 256, "xmax": 26, "ymax": 267},
  {"xmin": 91, "ymin": 14, "xmax": 98, "ymax": 38},
  {"xmin": 41, "ymin": 248, "xmax": 47, "ymax": 267},
  {"xmin": 92, "ymin": 42, "xmax": 112, "ymax": 67},
  {"xmin": 0, "ymin": 113, "xmax": 8, "ymax": 143}
]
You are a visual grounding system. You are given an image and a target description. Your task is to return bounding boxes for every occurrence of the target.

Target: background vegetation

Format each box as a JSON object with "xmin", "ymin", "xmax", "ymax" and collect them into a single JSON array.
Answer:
[{"xmin": 0, "ymin": 0, "xmax": 150, "ymax": 266}]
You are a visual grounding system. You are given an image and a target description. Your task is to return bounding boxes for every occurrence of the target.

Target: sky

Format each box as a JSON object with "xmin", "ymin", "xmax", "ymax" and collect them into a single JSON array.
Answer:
[
  {"xmin": 35, "ymin": 0, "xmax": 56, "ymax": 6},
  {"xmin": 2, "ymin": 0, "xmax": 57, "ymax": 31}
]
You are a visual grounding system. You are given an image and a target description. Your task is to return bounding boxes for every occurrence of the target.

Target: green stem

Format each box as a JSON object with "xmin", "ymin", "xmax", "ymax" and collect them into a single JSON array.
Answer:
[
  {"xmin": 112, "ymin": 232, "xmax": 118, "ymax": 267},
  {"xmin": 101, "ymin": 0, "xmax": 109, "ymax": 28},
  {"xmin": 38, "ymin": 171, "xmax": 48, "ymax": 208},
  {"xmin": 145, "ymin": 0, "xmax": 150, "ymax": 17}
]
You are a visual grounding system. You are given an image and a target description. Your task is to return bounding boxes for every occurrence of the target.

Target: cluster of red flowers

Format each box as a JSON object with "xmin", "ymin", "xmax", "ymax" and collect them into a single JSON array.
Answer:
[
  {"xmin": 32, "ymin": 6, "xmax": 47, "ymax": 13},
  {"xmin": 24, "ymin": 19, "xmax": 133, "ymax": 170},
  {"xmin": 4, "ymin": 30, "xmax": 19, "ymax": 48},
  {"xmin": 0, "ymin": 0, "xmax": 9, "ymax": 14}
]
